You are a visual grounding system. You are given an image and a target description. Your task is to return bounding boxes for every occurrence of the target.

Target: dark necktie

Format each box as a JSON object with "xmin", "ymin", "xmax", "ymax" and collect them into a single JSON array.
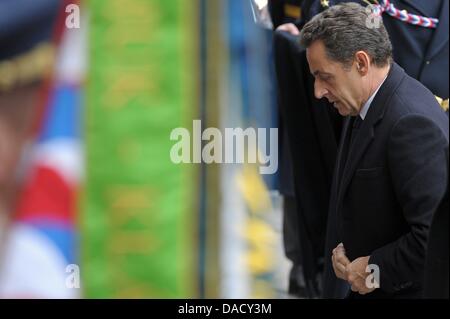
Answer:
[
  {"xmin": 339, "ymin": 116, "xmax": 362, "ymax": 181},
  {"xmin": 350, "ymin": 115, "xmax": 363, "ymax": 147}
]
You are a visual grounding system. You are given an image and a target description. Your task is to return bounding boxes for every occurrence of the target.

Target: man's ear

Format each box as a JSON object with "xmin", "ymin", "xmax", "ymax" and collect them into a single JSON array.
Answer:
[{"xmin": 355, "ymin": 51, "xmax": 370, "ymax": 75}]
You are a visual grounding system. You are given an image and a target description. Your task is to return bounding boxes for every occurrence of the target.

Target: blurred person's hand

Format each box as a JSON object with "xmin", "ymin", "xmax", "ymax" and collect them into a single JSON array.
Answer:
[{"xmin": 276, "ymin": 23, "xmax": 300, "ymax": 35}]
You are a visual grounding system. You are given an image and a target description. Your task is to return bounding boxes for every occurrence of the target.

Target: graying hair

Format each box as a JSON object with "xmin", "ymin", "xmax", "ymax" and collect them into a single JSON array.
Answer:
[{"xmin": 300, "ymin": 2, "xmax": 393, "ymax": 68}]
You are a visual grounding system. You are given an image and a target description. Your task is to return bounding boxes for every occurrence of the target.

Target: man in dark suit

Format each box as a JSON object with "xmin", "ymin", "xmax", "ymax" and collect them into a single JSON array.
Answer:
[
  {"xmin": 321, "ymin": 0, "xmax": 448, "ymax": 298},
  {"xmin": 270, "ymin": 0, "xmax": 448, "ymax": 298},
  {"xmin": 300, "ymin": 3, "xmax": 449, "ymax": 298}
]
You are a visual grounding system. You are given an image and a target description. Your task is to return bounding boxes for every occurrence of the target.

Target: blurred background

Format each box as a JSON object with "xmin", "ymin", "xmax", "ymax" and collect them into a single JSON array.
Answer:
[{"xmin": 0, "ymin": 0, "xmax": 290, "ymax": 298}]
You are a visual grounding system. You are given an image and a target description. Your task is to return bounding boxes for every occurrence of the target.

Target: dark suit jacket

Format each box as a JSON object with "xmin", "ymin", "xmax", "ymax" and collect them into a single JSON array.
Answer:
[
  {"xmin": 330, "ymin": 63, "xmax": 449, "ymax": 298},
  {"xmin": 424, "ymin": 182, "xmax": 449, "ymax": 298}
]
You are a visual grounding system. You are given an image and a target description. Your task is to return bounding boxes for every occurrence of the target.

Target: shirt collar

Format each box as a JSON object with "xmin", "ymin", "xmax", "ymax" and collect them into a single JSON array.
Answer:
[{"xmin": 359, "ymin": 75, "xmax": 388, "ymax": 120}]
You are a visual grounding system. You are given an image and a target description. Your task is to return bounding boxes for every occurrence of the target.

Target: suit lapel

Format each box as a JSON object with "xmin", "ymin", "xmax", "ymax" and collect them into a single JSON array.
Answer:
[
  {"xmin": 336, "ymin": 63, "xmax": 406, "ymax": 209},
  {"xmin": 338, "ymin": 118, "xmax": 375, "ymax": 204}
]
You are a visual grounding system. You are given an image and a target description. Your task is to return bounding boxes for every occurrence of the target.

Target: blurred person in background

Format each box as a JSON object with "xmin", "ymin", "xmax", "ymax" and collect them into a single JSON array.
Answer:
[
  {"xmin": 0, "ymin": 0, "xmax": 59, "ymax": 245},
  {"xmin": 268, "ymin": 0, "xmax": 305, "ymax": 298},
  {"xmin": 269, "ymin": 0, "xmax": 344, "ymax": 298},
  {"xmin": 0, "ymin": 0, "xmax": 81, "ymax": 298}
]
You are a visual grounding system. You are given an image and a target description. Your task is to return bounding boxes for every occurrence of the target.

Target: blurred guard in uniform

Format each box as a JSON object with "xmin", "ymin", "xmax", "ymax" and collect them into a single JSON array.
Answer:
[
  {"xmin": 0, "ymin": 0, "xmax": 60, "ymax": 238},
  {"xmin": 0, "ymin": 0, "xmax": 63, "ymax": 297}
]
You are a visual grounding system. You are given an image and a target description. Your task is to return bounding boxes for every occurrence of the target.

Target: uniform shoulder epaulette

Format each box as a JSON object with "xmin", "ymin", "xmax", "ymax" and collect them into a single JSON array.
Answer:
[
  {"xmin": 0, "ymin": 43, "xmax": 55, "ymax": 93},
  {"xmin": 284, "ymin": 3, "xmax": 302, "ymax": 19}
]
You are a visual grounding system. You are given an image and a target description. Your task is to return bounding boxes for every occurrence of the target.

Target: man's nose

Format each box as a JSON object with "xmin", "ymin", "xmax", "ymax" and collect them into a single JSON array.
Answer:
[{"xmin": 314, "ymin": 81, "xmax": 328, "ymax": 99}]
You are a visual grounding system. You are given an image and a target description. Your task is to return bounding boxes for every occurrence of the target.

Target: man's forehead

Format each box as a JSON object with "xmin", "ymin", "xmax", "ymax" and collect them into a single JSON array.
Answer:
[
  {"xmin": 307, "ymin": 40, "xmax": 327, "ymax": 55},
  {"xmin": 306, "ymin": 43, "xmax": 340, "ymax": 74},
  {"xmin": 307, "ymin": 53, "xmax": 332, "ymax": 75},
  {"xmin": 306, "ymin": 41, "xmax": 327, "ymax": 65}
]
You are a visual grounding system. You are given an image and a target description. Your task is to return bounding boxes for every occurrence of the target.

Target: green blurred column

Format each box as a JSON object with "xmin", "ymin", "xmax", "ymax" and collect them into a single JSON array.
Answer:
[{"xmin": 82, "ymin": 0, "xmax": 197, "ymax": 298}]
